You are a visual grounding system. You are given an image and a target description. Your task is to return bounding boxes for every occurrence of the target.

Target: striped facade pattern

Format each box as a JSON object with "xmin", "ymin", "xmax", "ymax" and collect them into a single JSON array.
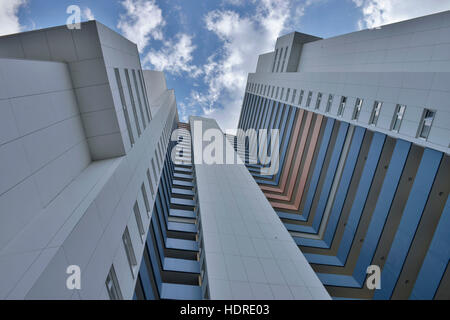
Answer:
[
  {"xmin": 134, "ymin": 123, "xmax": 205, "ymax": 300},
  {"xmin": 236, "ymin": 92, "xmax": 450, "ymax": 300}
]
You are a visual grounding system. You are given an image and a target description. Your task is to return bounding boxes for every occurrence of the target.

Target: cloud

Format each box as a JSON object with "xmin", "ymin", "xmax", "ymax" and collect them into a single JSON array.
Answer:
[
  {"xmin": 186, "ymin": 0, "xmax": 312, "ymax": 132},
  {"xmin": 222, "ymin": 0, "xmax": 245, "ymax": 6},
  {"xmin": 353, "ymin": 0, "xmax": 450, "ymax": 29},
  {"xmin": 117, "ymin": 0, "xmax": 165, "ymax": 52},
  {"xmin": 144, "ymin": 33, "xmax": 202, "ymax": 77},
  {"xmin": 82, "ymin": 7, "xmax": 95, "ymax": 21},
  {"xmin": 0, "ymin": 0, "xmax": 27, "ymax": 36}
]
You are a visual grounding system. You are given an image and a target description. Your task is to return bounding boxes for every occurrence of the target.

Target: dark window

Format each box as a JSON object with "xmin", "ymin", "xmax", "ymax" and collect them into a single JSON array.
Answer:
[
  {"xmin": 369, "ymin": 101, "xmax": 382, "ymax": 125},
  {"xmin": 352, "ymin": 98, "xmax": 363, "ymax": 120},
  {"xmin": 315, "ymin": 92, "xmax": 323, "ymax": 110},
  {"xmin": 391, "ymin": 104, "xmax": 406, "ymax": 132},
  {"xmin": 114, "ymin": 68, "xmax": 134, "ymax": 146},
  {"xmin": 337, "ymin": 96, "xmax": 347, "ymax": 116},
  {"xmin": 418, "ymin": 108, "xmax": 435, "ymax": 139}
]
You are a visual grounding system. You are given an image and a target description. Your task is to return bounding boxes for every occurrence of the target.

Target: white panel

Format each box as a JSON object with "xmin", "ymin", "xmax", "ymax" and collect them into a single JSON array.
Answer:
[
  {"xmin": 0, "ymin": 35, "xmax": 25, "ymax": 58},
  {"xmin": 69, "ymin": 58, "xmax": 108, "ymax": 88},
  {"xmin": 0, "ymin": 179, "xmax": 42, "ymax": 249},
  {"xmin": 81, "ymin": 108, "xmax": 121, "ymax": 137},
  {"xmin": 10, "ymin": 93, "xmax": 58, "ymax": 136},
  {"xmin": 0, "ymin": 140, "xmax": 32, "ymax": 195},
  {"xmin": 46, "ymin": 28, "xmax": 78, "ymax": 62},
  {"xmin": 20, "ymin": 31, "xmax": 51, "ymax": 61},
  {"xmin": 0, "ymin": 99, "xmax": 19, "ymax": 145},
  {"xmin": 72, "ymin": 22, "xmax": 102, "ymax": 61},
  {"xmin": 25, "ymin": 247, "xmax": 72, "ymax": 299},
  {"xmin": 62, "ymin": 202, "xmax": 103, "ymax": 269}
]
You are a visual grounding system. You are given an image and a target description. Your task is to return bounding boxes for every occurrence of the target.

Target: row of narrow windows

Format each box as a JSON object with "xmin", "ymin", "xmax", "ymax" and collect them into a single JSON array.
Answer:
[
  {"xmin": 105, "ymin": 112, "xmax": 175, "ymax": 300},
  {"xmin": 271, "ymin": 46, "xmax": 289, "ymax": 73},
  {"xmin": 246, "ymin": 82, "xmax": 436, "ymax": 141},
  {"xmin": 114, "ymin": 67, "xmax": 153, "ymax": 148}
]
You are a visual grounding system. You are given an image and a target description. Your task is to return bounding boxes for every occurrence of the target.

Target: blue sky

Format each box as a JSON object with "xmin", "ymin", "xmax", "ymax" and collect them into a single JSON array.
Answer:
[{"xmin": 2, "ymin": 0, "xmax": 450, "ymax": 130}]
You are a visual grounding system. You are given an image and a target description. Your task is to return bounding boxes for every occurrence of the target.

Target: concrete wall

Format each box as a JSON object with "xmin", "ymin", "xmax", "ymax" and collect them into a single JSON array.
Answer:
[
  {"xmin": 298, "ymin": 11, "xmax": 450, "ymax": 73},
  {"xmin": 0, "ymin": 21, "xmax": 153, "ymax": 160},
  {"xmin": 0, "ymin": 22, "xmax": 180, "ymax": 300},
  {"xmin": 0, "ymin": 57, "xmax": 91, "ymax": 298},
  {"xmin": 143, "ymin": 70, "xmax": 168, "ymax": 104},
  {"xmin": 191, "ymin": 116, "xmax": 330, "ymax": 299},
  {"xmin": 256, "ymin": 52, "xmax": 275, "ymax": 73},
  {"xmin": 246, "ymin": 12, "xmax": 450, "ymax": 154}
]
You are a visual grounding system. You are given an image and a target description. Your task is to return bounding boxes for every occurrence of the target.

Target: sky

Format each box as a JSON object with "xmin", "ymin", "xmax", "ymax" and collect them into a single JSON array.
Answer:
[{"xmin": 1, "ymin": 0, "xmax": 450, "ymax": 131}]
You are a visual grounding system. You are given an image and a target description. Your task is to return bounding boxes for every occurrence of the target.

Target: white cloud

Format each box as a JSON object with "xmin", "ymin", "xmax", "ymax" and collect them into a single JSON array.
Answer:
[
  {"xmin": 187, "ymin": 0, "xmax": 313, "ymax": 132},
  {"xmin": 222, "ymin": 0, "xmax": 245, "ymax": 6},
  {"xmin": 82, "ymin": 7, "xmax": 95, "ymax": 21},
  {"xmin": 144, "ymin": 33, "xmax": 202, "ymax": 77},
  {"xmin": 0, "ymin": 0, "xmax": 27, "ymax": 36},
  {"xmin": 353, "ymin": 0, "xmax": 450, "ymax": 29},
  {"xmin": 117, "ymin": 0, "xmax": 165, "ymax": 52}
]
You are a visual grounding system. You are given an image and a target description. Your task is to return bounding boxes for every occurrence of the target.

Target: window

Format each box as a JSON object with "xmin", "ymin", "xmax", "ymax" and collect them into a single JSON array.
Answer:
[
  {"xmin": 155, "ymin": 151, "xmax": 161, "ymax": 171},
  {"xmin": 276, "ymin": 47, "xmax": 283, "ymax": 72},
  {"xmin": 132, "ymin": 70, "xmax": 148, "ymax": 126},
  {"xmin": 125, "ymin": 69, "xmax": 142, "ymax": 137},
  {"xmin": 272, "ymin": 49, "xmax": 279, "ymax": 72},
  {"xmin": 280, "ymin": 88, "xmax": 284, "ymax": 100},
  {"xmin": 146, "ymin": 169, "xmax": 155, "ymax": 197},
  {"xmin": 151, "ymin": 159, "xmax": 158, "ymax": 183},
  {"xmin": 352, "ymin": 98, "xmax": 364, "ymax": 120},
  {"xmin": 298, "ymin": 90, "xmax": 304, "ymax": 105},
  {"xmin": 285, "ymin": 88, "xmax": 290, "ymax": 101},
  {"xmin": 271, "ymin": 86, "xmax": 275, "ymax": 98},
  {"xmin": 141, "ymin": 183, "xmax": 151, "ymax": 215},
  {"xmin": 315, "ymin": 92, "xmax": 323, "ymax": 110},
  {"xmin": 138, "ymin": 70, "xmax": 152, "ymax": 121},
  {"xmin": 133, "ymin": 201, "xmax": 145, "ymax": 239},
  {"xmin": 276, "ymin": 87, "xmax": 279, "ymax": 99},
  {"xmin": 281, "ymin": 46, "xmax": 288, "ymax": 72},
  {"xmin": 122, "ymin": 227, "xmax": 137, "ymax": 277},
  {"xmin": 306, "ymin": 91, "xmax": 313, "ymax": 107},
  {"xmin": 391, "ymin": 104, "xmax": 406, "ymax": 132},
  {"xmin": 291, "ymin": 89, "xmax": 297, "ymax": 104},
  {"xmin": 105, "ymin": 265, "xmax": 123, "ymax": 300},
  {"xmin": 158, "ymin": 141, "xmax": 163, "ymax": 162},
  {"xmin": 326, "ymin": 94, "xmax": 334, "ymax": 113},
  {"xmin": 369, "ymin": 101, "xmax": 383, "ymax": 125},
  {"xmin": 114, "ymin": 68, "xmax": 135, "ymax": 146},
  {"xmin": 418, "ymin": 109, "xmax": 435, "ymax": 139},
  {"xmin": 337, "ymin": 96, "xmax": 347, "ymax": 116}
]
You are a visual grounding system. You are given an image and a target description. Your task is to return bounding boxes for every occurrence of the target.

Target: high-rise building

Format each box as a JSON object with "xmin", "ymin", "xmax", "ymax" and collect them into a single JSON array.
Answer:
[
  {"xmin": 0, "ymin": 21, "xmax": 328, "ymax": 300},
  {"xmin": 236, "ymin": 11, "xmax": 450, "ymax": 300}
]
